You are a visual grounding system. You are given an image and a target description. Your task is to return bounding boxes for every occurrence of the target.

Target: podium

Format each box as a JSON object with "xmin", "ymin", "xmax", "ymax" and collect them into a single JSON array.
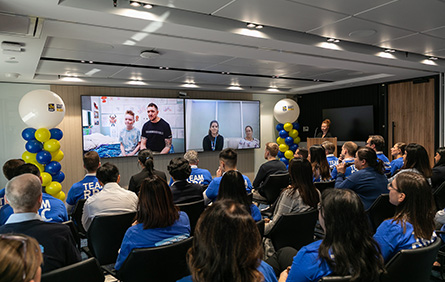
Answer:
[{"xmin": 307, "ymin": 137, "xmax": 337, "ymax": 157}]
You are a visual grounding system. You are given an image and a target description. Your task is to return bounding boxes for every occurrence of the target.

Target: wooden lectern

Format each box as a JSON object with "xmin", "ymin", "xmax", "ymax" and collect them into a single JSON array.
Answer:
[{"xmin": 307, "ymin": 137, "xmax": 337, "ymax": 157}]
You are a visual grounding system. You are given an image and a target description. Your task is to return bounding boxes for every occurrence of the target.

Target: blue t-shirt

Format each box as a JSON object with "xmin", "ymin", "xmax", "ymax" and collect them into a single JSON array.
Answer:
[
  {"xmin": 205, "ymin": 174, "xmax": 253, "ymax": 203},
  {"xmin": 115, "ymin": 211, "xmax": 191, "ymax": 270},
  {"xmin": 331, "ymin": 159, "xmax": 357, "ymax": 179},
  {"xmin": 326, "ymin": 155, "xmax": 338, "ymax": 170},
  {"xmin": 0, "ymin": 193, "xmax": 68, "ymax": 225},
  {"xmin": 66, "ymin": 175, "xmax": 102, "ymax": 210},
  {"xmin": 373, "ymin": 219, "xmax": 437, "ymax": 263},
  {"xmin": 250, "ymin": 204, "xmax": 262, "ymax": 222},
  {"xmin": 0, "ymin": 188, "xmax": 5, "ymax": 209},
  {"xmin": 177, "ymin": 260, "xmax": 278, "ymax": 282},
  {"xmin": 376, "ymin": 152, "xmax": 391, "ymax": 174},
  {"xmin": 389, "ymin": 157, "xmax": 404, "ymax": 176},
  {"xmin": 286, "ymin": 240, "xmax": 332, "ymax": 282},
  {"xmin": 169, "ymin": 167, "xmax": 213, "ymax": 186},
  {"xmin": 119, "ymin": 127, "xmax": 141, "ymax": 154}
]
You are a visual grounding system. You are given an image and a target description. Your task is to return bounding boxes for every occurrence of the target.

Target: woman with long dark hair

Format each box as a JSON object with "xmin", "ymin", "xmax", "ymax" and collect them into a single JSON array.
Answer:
[
  {"xmin": 202, "ymin": 120, "xmax": 224, "ymax": 151},
  {"xmin": 275, "ymin": 189, "xmax": 384, "ymax": 281},
  {"xmin": 432, "ymin": 147, "xmax": 445, "ymax": 189},
  {"xmin": 115, "ymin": 176, "xmax": 190, "ymax": 270},
  {"xmin": 374, "ymin": 172, "xmax": 437, "ymax": 262},
  {"xmin": 308, "ymin": 145, "xmax": 331, "ymax": 182},
  {"xmin": 128, "ymin": 149, "xmax": 167, "ymax": 194},
  {"xmin": 179, "ymin": 200, "xmax": 277, "ymax": 282},
  {"xmin": 217, "ymin": 170, "xmax": 261, "ymax": 221}
]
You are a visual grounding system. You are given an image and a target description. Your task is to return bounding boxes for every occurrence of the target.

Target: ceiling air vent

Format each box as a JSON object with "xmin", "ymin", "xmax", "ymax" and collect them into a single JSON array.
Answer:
[{"xmin": 0, "ymin": 12, "xmax": 43, "ymax": 38}]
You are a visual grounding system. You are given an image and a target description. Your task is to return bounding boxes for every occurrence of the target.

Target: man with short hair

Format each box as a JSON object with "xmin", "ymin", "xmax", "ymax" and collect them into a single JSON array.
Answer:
[
  {"xmin": 168, "ymin": 157, "xmax": 204, "ymax": 204},
  {"xmin": 203, "ymin": 148, "xmax": 253, "ymax": 205},
  {"xmin": 331, "ymin": 141, "xmax": 358, "ymax": 179},
  {"xmin": 66, "ymin": 151, "xmax": 102, "ymax": 214},
  {"xmin": 294, "ymin": 147, "xmax": 308, "ymax": 160},
  {"xmin": 183, "ymin": 150, "xmax": 212, "ymax": 186},
  {"xmin": 0, "ymin": 174, "xmax": 81, "ymax": 273},
  {"xmin": 322, "ymin": 141, "xmax": 338, "ymax": 170},
  {"xmin": 0, "ymin": 159, "xmax": 25, "ymax": 209},
  {"xmin": 82, "ymin": 162, "xmax": 138, "ymax": 231},
  {"xmin": 140, "ymin": 103, "xmax": 172, "ymax": 154},
  {"xmin": 366, "ymin": 135, "xmax": 391, "ymax": 174}
]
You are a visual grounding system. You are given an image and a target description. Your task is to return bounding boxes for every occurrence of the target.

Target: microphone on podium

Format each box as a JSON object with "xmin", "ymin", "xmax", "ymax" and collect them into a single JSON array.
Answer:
[{"xmin": 314, "ymin": 127, "xmax": 319, "ymax": 138}]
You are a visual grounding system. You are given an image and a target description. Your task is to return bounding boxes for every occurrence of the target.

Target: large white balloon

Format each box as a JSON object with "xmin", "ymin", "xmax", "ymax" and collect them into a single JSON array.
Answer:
[
  {"xmin": 19, "ymin": 90, "xmax": 66, "ymax": 128},
  {"xmin": 273, "ymin": 98, "xmax": 300, "ymax": 124}
]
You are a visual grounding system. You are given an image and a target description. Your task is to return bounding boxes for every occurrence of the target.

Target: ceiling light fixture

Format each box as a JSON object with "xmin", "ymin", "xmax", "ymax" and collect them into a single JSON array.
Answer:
[
  {"xmin": 143, "ymin": 3, "xmax": 153, "ymax": 9},
  {"xmin": 255, "ymin": 25, "xmax": 263, "ymax": 29},
  {"xmin": 246, "ymin": 23, "xmax": 256, "ymax": 28},
  {"xmin": 384, "ymin": 49, "xmax": 396, "ymax": 53},
  {"xmin": 129, "ymin": 1, "xmax": 153, "ymax": 8},
  {"xmin": 429, "ymin": 56, "xmax": 438, "ymax": 61},
  {"xmin": 140, "ymin": 50, "xmax": 160, "ymax": 59},
  {"xmin": 267, "ymin": 87, "xmax": 280, "ymax": 92},
  {"xmin": 181, "ymin": 83, "xmax": 199, "ymax": 88},
  {"xmin": 327, "ymin": 38, "xmax": 340, "ymax": 43},
  {"xmin": 130, "ymin": 1, "xmax": 141, "ymax": 7}
]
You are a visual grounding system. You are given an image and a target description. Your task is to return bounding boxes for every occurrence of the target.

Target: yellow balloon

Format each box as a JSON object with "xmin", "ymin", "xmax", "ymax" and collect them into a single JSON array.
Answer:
[
  {"xmin": 55, "ymin": 191, "xmax": 66, "ymax": 201},
  {"xmin": 22, "ymin": 151, "xmax": 37, "ymax": 163},
  {"xmin": 279, "ymin": 144, "xmax": 289, "ymax": 152},
  {"xmin": 294, "ymin": 136, "xmax": 301, "ymax": 144},
  {"xmin": 46, "ymin": 181, "xmax": 62, "ymax": 195},
  {"xmin": 35, "ymin": 128, "xmax": 51, "ymax": 143},
  {"xmin": 276, "ymin": 137, "xmax": 285, "ymax": 145},
  {"xmin": 289, "ymin": 129, "xmax": 299, "ymax": 138},
  {"xmin": 284, "ymin": 150, "xmax": 294, "ymax": 159},
  {"xmin": 29, "ymin": 161, "xmax": 44, "ymax": 173},
  {"xmin": 41, "ymin": 172, "xmax": 53, "ymax": 187},
  {"xmin": 43, "ymin": 139, "xmax": 61, "ymax": 152},
  {"xmin": 283, "ymin": 122, "xmax": 293, "ymax": 132},
  {"xmin": 51, "ymin": 150, "xmax": 64, "ymax": 162}
]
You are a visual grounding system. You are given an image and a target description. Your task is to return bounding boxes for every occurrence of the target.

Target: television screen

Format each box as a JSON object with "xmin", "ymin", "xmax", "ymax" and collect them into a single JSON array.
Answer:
[
  {"xmin": 322, "ymin": 105, "xmax": 374, "ymax": 142},
  {"xmin": 185, "ymin": 99, "xmax": 260, "ymax": 151},
  {"xmin": 81, "ymin": 96, "xmax": 184, "ymax": 158}
]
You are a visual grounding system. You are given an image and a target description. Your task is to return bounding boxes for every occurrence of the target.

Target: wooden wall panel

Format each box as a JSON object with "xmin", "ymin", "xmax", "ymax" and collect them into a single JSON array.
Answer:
[{"xmin": 387, "ymin": 79, "xmax": 435, "ymax": 166}]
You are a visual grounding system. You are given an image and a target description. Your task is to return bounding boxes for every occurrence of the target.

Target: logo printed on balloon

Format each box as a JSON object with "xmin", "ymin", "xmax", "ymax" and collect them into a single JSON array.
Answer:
[{"xmin": 19, "ymin": 90, "xmax": 65, "ymax": 129}]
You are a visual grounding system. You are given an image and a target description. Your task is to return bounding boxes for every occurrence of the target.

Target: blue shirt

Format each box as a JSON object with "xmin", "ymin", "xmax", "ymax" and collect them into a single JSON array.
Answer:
[
  {"xmin": 335, "ymin": 167, "xmax": 388, "ymax": 210},
  {"xmin": 286, "ymin": 240, "xmax": 332, "ymax": 282},
  {"xmin": 331, "ymin": 158, "xmax": 357, "ymax": 179},
  {"xmin": 326, "ymin": 155, "xmax": 338, "ymax": 170},
  {"xmin": 115, "ymin": 211, "xmax": 191, "ymax": 270},
  {"xmin": 374, "ymin": 219, "xmax": 437, "ymax": 263},
  {"xmin": 0, "ymin": 188, "xmax": 5, "ymax": 209},
  {"xmin": 250, "ymin": 204, "xmax": 262, "ymax": 222},
  {"xmin": 204, "ymin": 174, "xmax": 253, "ymax": 204},
  {"xmin": 389, "ymin": 157, "xmax": 404, "ymax": 176},
  {"xmin": 66, "ymin": 174, "xmax": 102, "ymax": 211},
  {"xmin": 177, "ymin": 260, "xmax": 278, "ymax": 282},
  {"xmin": 376, "ymin": 152, "xmax": 391, "ymax": 174},
  {"xmin": 169, "ymin": 166, "xmax": 213, "ymax": 186}
]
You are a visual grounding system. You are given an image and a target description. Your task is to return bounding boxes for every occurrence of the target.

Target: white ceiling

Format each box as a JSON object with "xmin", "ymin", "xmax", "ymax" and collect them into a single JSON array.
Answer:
[{"xmin": 0, "ymin": 0, "xmax": 444, "ymax": 94}]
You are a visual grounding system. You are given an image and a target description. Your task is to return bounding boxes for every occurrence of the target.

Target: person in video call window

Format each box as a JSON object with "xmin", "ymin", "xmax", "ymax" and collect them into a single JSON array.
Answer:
[
  {"xmin": 238, "ymin": 125, "xmax": 260, "ymax": 149},
  {"xmin": 202, "ymin": 120, "xmax": 224, "ymax": 151},
  {"xmin": 119, "ymin": 110, "xmax": 141, "ymax": 156},
  {"xmin": 140, "ymin": 103, "xmax": 172, "ymax": 154}
]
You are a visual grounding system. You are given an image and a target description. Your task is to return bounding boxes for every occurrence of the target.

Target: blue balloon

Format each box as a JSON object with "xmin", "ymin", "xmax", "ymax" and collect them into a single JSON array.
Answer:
[
  {"xmin": 36, "ymin": 150, "xmax": 52, "ymax": 165},
  {"xmin": 290, "ymin": 144, "xmax": 299, "ymax": 152},
  {"xmin": 279, "ymin": 130, "xmax": 289, "ymax": 139},
  {"xmin": 277, "ymin": 151, "xmax": 285, "ymax": 158},
  {"xmin": 292, "ymin": 122, "xmax": 300, "ymax": 131},
  {"xmin": 45, "ymin": 161, "xmax": 61, "ymax": 175},
  {"xmin": 280, "ymin": 157, "xmax": 289, "ymax": 165},
  {"xmin": 286, "ymin": 164, "xmax": 289, "ymax": 170},
  {"xmin": 285, "ymin": 137, "xmax": 294, "ymax": 146},
  {"xmin": 25, "ymin": 140, "xmax": 43, "ymax": 153},
  {"xmin": 52, "ymin": 171, "xmax": 65, "ymax": 183},
  {"xmin": 22, "ymin": 128, "xmax": 36, "ymax": 141},
  {"xmin": 49, "ymin": 128, "xmax": 63, "ymax": 141},
  {"xmin": 276, "ymin": 123, "xmax": 284, "ymax": 131}
]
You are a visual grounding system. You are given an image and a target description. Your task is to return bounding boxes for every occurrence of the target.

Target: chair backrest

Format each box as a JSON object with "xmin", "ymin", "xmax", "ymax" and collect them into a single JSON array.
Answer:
[
  {"xmin": 268, "ymin": 209, "xmax": 318, "ymax": 251},
  {"xmin": 87, "ymin": 212, "xmax": 136, "ymax": 265},
  {"xmin": 318, "ymin": 275, "xmax": 352, "ymax": 282},
  {"xmin": 314, "ymin": 180, "xmax": 335, "ymax": 194},
  {"xmin": 365, "ymin": 194, "xmax": 395, "ymax": 232},
  {"xmin": 71, "ymin": 199, "xmax": 87, "ymax": 236},
  {"xmin": 177, "ymin": 199, "xmax": 205, "ymax": 235},
  {"xmin": 41, "ymin": 257, "xmax": 104, "ymax": 282},
  {"xmin": 380, "ymin": 237, "xmax": 442, "ymax": 282},
  {"xmin": 117, "ymin": 237, "xmax": 193, "ymax": 282},
  {"xmin": 256, "ymin": 219, "xmax": 265, "ymax": 238},
  {"xmin": 434, "ymin": 181, "xmax": 445, "ymax": 211},
  {"xmin": 262, "ymin": 173, "xmax": 290, "ymax": 205},
  {"xmin": 62, "ymin": 220, "xmax": 80, "ymax": 249}
]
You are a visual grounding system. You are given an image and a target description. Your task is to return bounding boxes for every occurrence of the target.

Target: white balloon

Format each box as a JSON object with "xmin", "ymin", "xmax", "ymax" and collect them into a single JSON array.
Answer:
[
  {"xmin": 19, "ymin": 90, "xmax": 66, "ymax": 128},
  {"xmin": 273, "ymin": 98, "xmax": 300, "ymax": 124}
]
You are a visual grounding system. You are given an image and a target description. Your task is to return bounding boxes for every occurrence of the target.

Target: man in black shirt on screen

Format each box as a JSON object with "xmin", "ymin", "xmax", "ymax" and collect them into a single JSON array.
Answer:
[{"xmin": 140, "ymin": 103, "xmax": 172, "ymax": 154}]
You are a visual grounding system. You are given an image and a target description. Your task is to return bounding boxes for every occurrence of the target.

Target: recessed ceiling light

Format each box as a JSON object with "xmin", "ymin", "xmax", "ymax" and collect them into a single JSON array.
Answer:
[
  {"xmin": 59, "ymin": 76, "xmax": 84, "ymax": 82},
  {"xmin": 228, "ymin": 86, "xmax": 243, "ymax": 90},
  {"xmin": 327, "ymin": 38, "xmax": 340, "ymax": 43},
  {"xmin": 384, "ymin": 49, "xmax": 396, "ymax": 53},
  {"xmin": 267, "ymin": 87, "xmax": 279, "ymax": 92},
  {"xmin": 429, "ymin": 56, "xmax": 438, "ymax": 60},
  {"xmin": 140, "ymin": 50, "xmax": 160, "ymax": 59},
  {"xmin": 130, "ymin": 1, "xmax": 141, "ymax": 7},
  {"xmin": 255, "ymin": 25, "xmax": 263, "ymax": 29},
  {"xmin": 182, "ymin": 83, "xmax": 199, "ymax": 88},
  {"xmin": 127, "ymin": 80, "xmax": 147, "ymax": 85},
  {"xmin": 143, "ymin": 3, "xmax": 153, "ymax": 9},
  {"xmin": 247, "ymin": 23, "xmax": 256, "ymax": 28}
]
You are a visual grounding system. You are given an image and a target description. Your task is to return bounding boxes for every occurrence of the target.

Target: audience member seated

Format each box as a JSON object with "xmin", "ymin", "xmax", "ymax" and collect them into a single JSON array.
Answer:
[
  {"xmin": 389, "ymin": 142, "xmax": 406, "ymax": 177},
  {"xmin": 0, "ymin": 159, "xmax": 25, "ymax": 209},
  {"xmin": 0, "ymin": 234, "xmax": 43, "ymax": 282},
  {"xmin": 128, "ymin": 149, "xmax": 167, "ymax": 195},
  {"xmin": 178, "ymin": 200, "xmax": 277, "ymax": 282},
  {"xmin": 322, "ymin": 141, "xmax": 338, "ymax": 170},
  {"xmin": 114, "ymin": 176, "xmax": 190, "ymax": 270},
  {"xmin": 293, "ymin": 147, "xmax": 308, "ymax": 160},
  {"xmin": 331, "ymin": 141, "xmax": 357, "ymax": 179},
  {"xmin": 0, "ymin": 164, "xmax": 68, "ymax": 225},
  {"xmin": 168, "ymin": 157, "xmax": 204, "ymax": 204},
  {"xmin": 309, "ymin": 145, "xmax": 331, "ymax": 182},
  {"xmin": 0, "ymin": 174, "xmax": 80, "ymax": 273},
  {"xmin": 267, "ymin": 189, "xmax": 384, "ymax": 281},
  {"xmin": 264, "ymin": 158, "xmax": 320, "ymax": 258},
  {"xmin": 374, "ymin": 172, "xmax": 437, "ymax": 263},
  {"xmin": 203, "ymin": 148, "xmax": 252, "ymax": 205},
  {"xmin": 252, "ymin": 142, "xmax": 287, "ymax": 202},
  {"xmin": 335, "ymin": 147, "xmax": 388, "ymax": 210},
  {"xmin": 66, "ymin": 151, "xmax": 102, "ymax": 214},
  {"xmin": 183, "ymin": 150, "xmax": 212, "ymax": 186},
  {"xmin": 388, "ymin": 143, "xmax": 432, "ymax": 185},
  {"xmin": 82, "ymin": 163, "xmax": 138, "ymax": 231},
  {"xmin": 217, "ymin": 170, "xmax": 261, "ymax": 222},
  {"xmin": 432, "ymin": 147, "xmax": 445, "ymax": 190},
  {"xmin": 366, "ymin": 135, "xmax": 391, "ymax": 174}
]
